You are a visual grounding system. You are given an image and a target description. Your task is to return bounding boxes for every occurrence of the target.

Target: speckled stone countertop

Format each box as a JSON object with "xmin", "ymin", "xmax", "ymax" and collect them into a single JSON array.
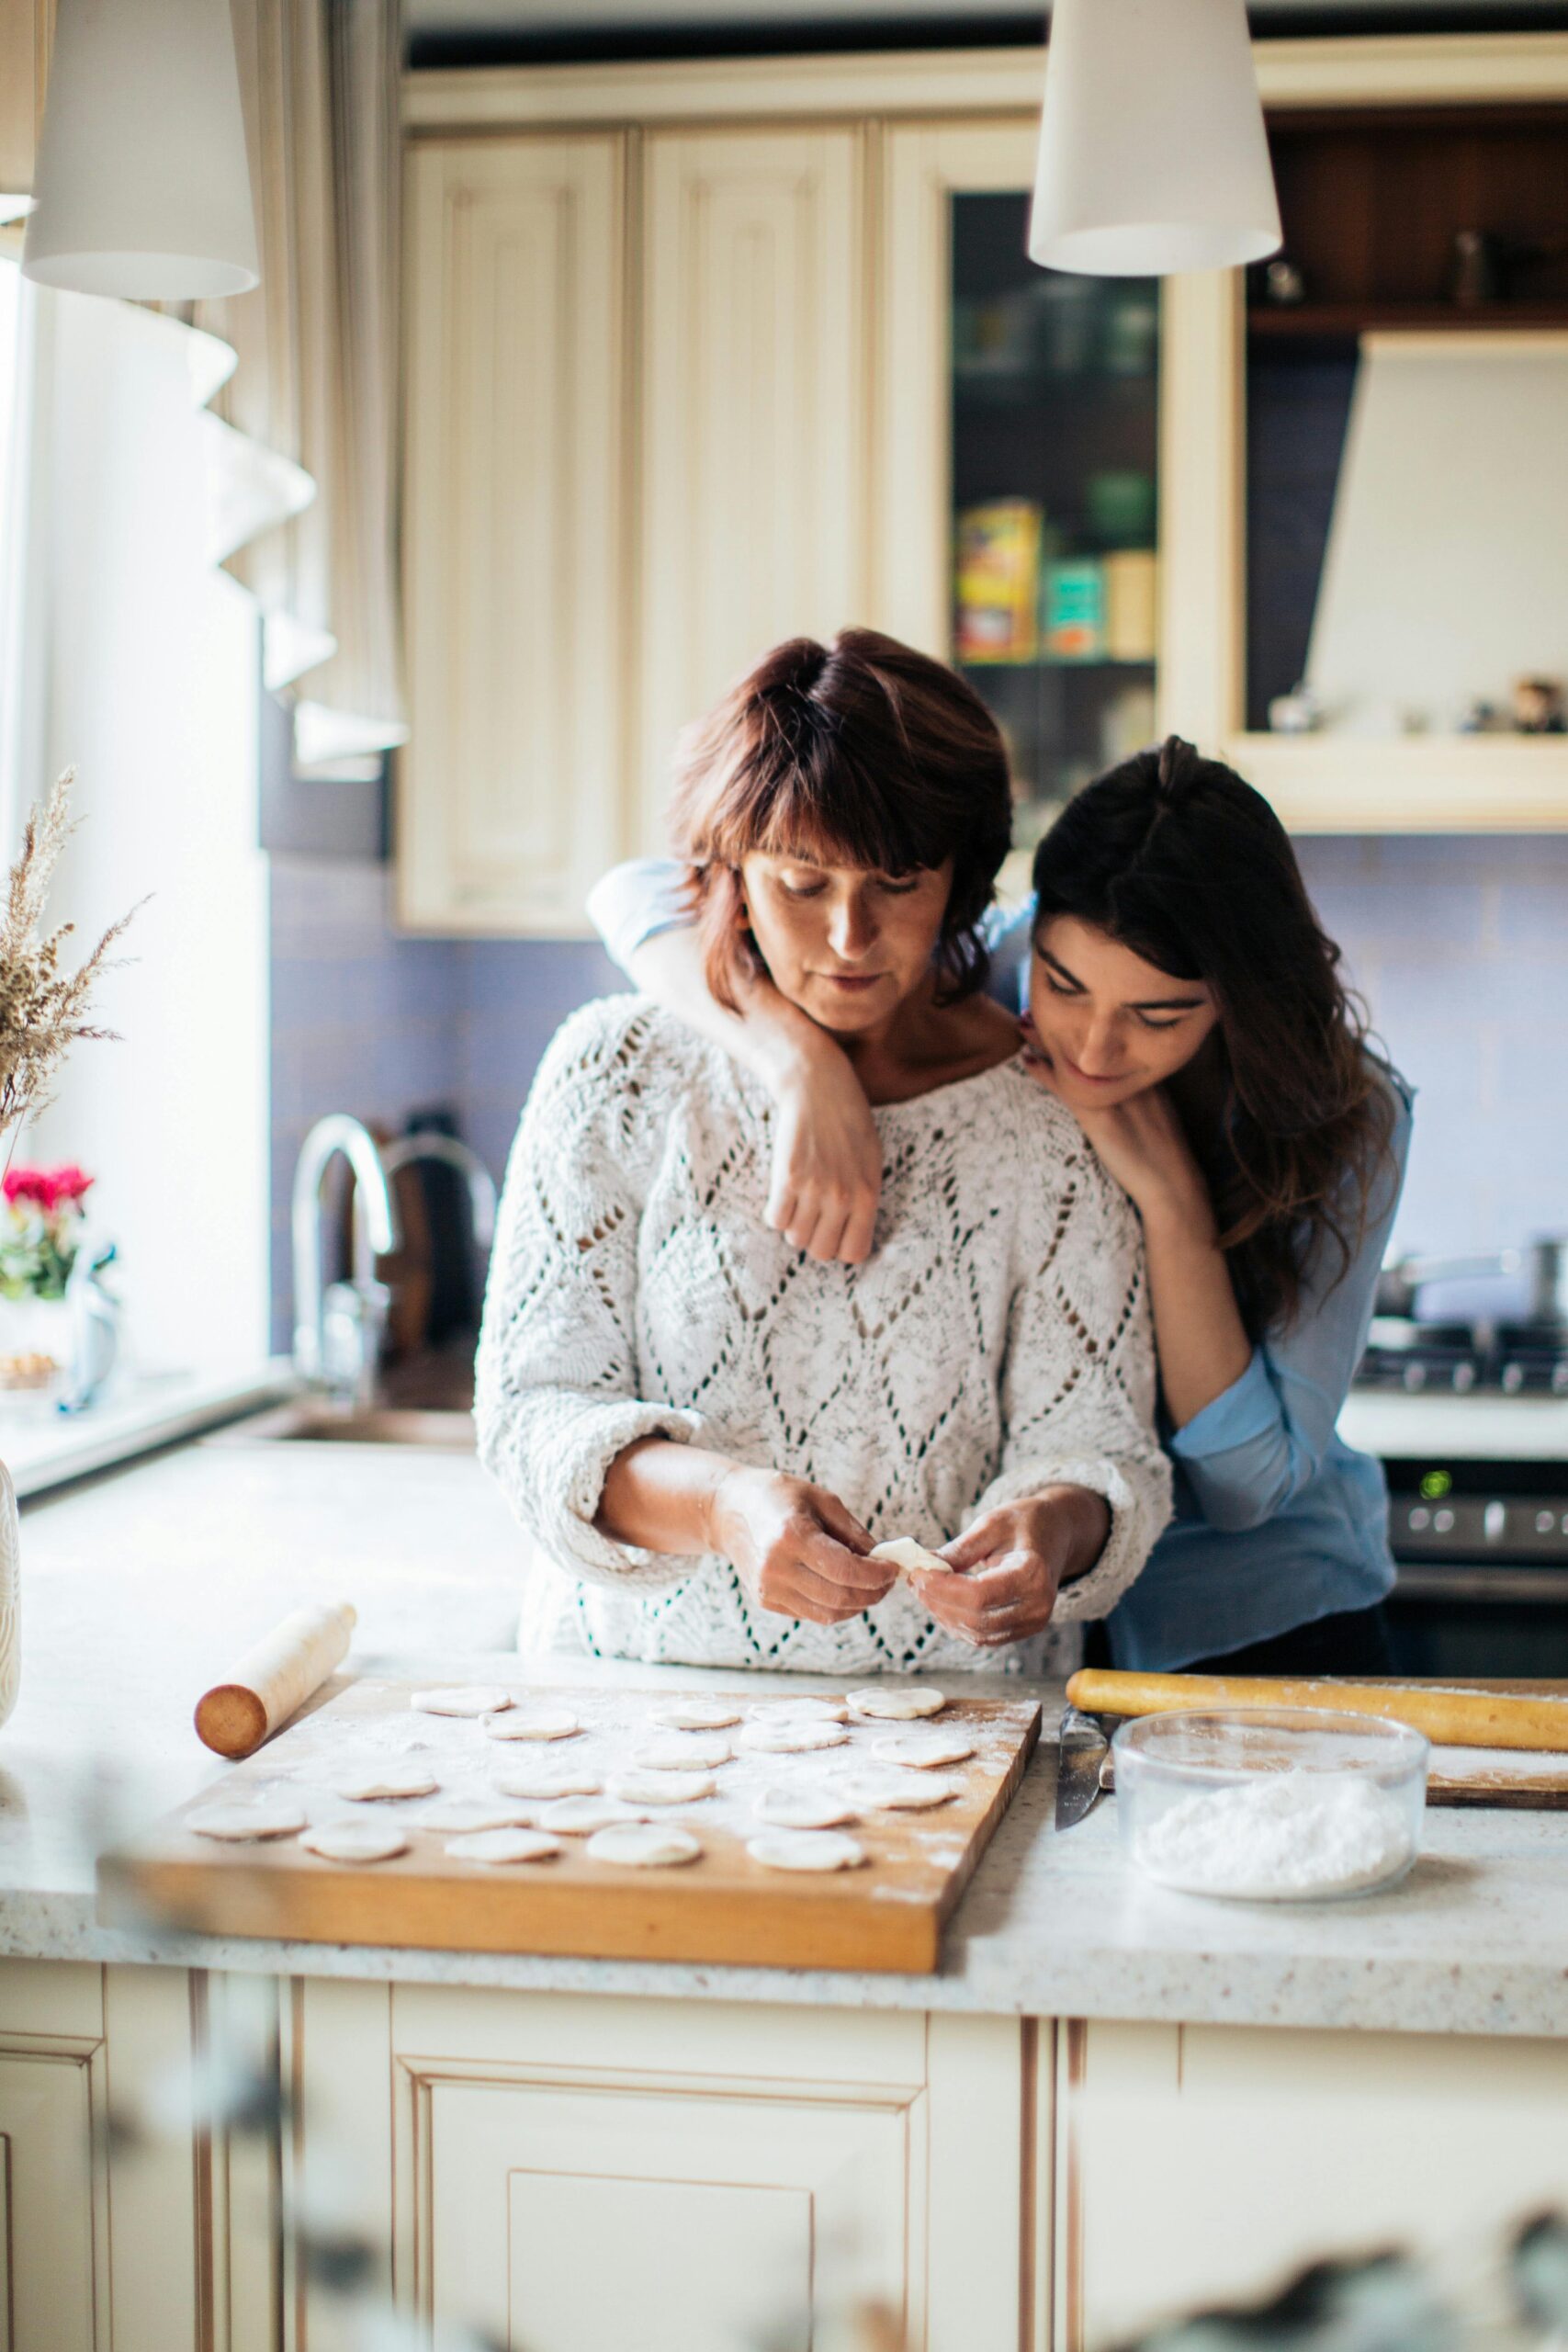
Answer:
[{"xmin": 5, "ymin": 1430, "xmax": 1568, "ymax": 2038}]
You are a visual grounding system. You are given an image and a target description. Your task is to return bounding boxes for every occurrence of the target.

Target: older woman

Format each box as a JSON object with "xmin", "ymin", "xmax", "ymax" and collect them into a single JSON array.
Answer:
[{"xmin": 476, "ymin": 629, "xmax": 1169, "ymax": 1675}]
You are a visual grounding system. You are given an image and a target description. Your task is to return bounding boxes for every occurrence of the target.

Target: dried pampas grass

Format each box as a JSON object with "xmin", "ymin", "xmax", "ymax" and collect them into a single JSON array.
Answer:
[{"xmin": 0, "ymin": 770, "xmax": 139, "ymax": 1144}]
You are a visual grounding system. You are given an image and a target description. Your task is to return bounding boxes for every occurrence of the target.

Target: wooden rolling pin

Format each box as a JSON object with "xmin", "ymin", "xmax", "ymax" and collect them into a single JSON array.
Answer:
[
  {"xmin": 1065, "ymin": 1668, "xmax": 1568, "ymax": 1754},
  {"xmin": 195, "ymin": 1602, "xmax": 356, "ymax": 1758}
]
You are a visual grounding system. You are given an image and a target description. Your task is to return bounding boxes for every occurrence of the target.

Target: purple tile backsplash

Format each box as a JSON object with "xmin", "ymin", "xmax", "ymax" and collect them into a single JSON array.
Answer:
[{"xmin": 270, "ymin": 836, "xmax": 1568, "ymax": 1352}]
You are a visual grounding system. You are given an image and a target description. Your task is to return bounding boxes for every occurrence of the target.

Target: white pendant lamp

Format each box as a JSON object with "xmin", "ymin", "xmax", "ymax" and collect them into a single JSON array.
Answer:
[
  {"xmin": 1029, "ymin": 0, "xmax": 1281, "ymax": 277},
  {"xmin": 23, "ymin": 0, "xmax": 258, "ymax": 300}
]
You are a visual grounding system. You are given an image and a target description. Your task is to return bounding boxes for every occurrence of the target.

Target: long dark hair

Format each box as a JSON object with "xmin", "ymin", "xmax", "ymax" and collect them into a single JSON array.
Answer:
[
  {"xmin": 668, "ymin": 629, "xmax": 1012, "ymax": 1009},
  {"xmin": 1032, "ymin": 737, "xmax": 1397, "ymax": 1336}
]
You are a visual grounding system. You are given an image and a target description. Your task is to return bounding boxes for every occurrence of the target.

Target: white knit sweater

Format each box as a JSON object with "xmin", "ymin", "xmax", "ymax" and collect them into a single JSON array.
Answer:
[{"xmin": 476, "ymin": 996, "xmax": 1171, "ymax": 1675}]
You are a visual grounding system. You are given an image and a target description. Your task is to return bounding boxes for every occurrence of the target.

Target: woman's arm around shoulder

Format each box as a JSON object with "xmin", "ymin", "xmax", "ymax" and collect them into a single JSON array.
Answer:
[{"xmin": 1172, "ymin": 1072, "xmax": 1415, "ymax": 1533}]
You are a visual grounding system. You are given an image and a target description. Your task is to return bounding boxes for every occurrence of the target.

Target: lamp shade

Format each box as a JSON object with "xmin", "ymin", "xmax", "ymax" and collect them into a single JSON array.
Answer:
[
  {"xmin": 23, "ymin": 0, "xmax": 258, "ymax": 300},
  {"xmin": 1029, "ymin": 0, "xmax": 1280, "ymax": 277}
]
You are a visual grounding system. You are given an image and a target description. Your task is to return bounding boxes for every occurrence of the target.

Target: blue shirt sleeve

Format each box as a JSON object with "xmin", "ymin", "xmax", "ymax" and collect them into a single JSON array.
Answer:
[
  {"xmin": 981, "ymin": 898, "xmax": 1036, "ymax": 1013},
  {"xmin": 1168, "ymin": 1075, "xmax": 1414, "ymax": 1534},
  {"xmin": 585, "ymin": 858, "xmax": 690, "ymax": 977}
]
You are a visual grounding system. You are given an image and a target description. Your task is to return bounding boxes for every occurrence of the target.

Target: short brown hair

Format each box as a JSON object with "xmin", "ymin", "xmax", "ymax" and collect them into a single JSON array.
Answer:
[{"xmin": 668, "ymin": 628, "xmax": 1013, "ymax": 1008}]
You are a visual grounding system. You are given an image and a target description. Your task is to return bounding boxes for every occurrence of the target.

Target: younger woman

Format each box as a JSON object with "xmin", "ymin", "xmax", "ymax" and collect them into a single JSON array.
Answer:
[{"xmin": 589, "ymin": 734, "xmax": 1410, "ymax": 1676}]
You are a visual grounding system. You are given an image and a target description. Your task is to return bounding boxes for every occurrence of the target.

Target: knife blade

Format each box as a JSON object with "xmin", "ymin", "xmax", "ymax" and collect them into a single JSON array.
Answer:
[{"xmin": 1055, "ymin": 1703, "xmax": 1111, "ymax": 1831}]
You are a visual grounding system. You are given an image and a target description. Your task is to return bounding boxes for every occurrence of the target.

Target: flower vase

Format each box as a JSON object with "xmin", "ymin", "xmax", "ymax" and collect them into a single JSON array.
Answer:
[{"xmin": 0, "ymin": 1458, "xmax": 18, "ymax": 1726}]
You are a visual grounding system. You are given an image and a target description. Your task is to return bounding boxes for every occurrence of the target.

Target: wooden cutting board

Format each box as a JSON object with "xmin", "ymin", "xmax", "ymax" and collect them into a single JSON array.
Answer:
[{"xmin": 98, "ymin": 1680, "xmax": 1041, "ymax": 1974}]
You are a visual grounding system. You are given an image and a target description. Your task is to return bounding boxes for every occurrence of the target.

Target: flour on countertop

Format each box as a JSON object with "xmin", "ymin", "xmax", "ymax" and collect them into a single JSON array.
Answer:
[{"xmin": 1133, "ymin": 1772, "xmax": 1416, "ymax": 1901}]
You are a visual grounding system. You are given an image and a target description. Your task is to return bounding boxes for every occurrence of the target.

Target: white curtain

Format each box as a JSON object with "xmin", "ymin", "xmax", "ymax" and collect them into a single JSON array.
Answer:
[{"xmin": 198, "ymin": 0, "xmax": 407, "ymax": 780}]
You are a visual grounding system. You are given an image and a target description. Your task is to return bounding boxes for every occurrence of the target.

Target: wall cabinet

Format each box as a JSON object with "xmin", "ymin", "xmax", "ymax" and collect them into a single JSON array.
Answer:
[
  {"xmin": 399, "ymin": 34, "xmax": 1568, "ymax": 937},
  {"xmin": 639, "ymin": 128, "xmax": 868, "ymax": 843}
]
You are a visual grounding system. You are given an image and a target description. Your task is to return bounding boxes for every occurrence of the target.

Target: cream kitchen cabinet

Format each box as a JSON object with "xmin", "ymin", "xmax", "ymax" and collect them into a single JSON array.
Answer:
[
  {"xmin": 399, "ymin": 132, "xmax": 628, "ymax": 934},
  {"xmin": 290, "ymin": 1978, "xmax": 1029, "ymax": 2352},
  {"xmin": 638, "ymin": 127, "xmax": 869, "ymax": 846},
  {"xmin": 1053, "ymin": 2019, "xmax": 1568, "ymax": 2348}
]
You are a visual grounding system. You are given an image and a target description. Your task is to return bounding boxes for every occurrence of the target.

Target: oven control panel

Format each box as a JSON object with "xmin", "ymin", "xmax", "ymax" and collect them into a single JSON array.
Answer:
[{"xmin": 1384, "ymin": 1460, "xmax": 1568, "ymax": 1566}]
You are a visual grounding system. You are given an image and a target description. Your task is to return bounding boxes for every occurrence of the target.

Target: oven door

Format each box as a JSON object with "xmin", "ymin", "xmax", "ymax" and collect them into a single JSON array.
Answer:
[{"xmin": 1387, "ymin": 1564, "xmax": 1568, "ymax": 1679}]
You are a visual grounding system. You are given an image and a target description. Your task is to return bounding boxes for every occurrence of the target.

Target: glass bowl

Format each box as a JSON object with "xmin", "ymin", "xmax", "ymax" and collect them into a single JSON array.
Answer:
[{"xmin": 1113, "ymin": 1707, "xmax": 1429, "ymax": 1902}]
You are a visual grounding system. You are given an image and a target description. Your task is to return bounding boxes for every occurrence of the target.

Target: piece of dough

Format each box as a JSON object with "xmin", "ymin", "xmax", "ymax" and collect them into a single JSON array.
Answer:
[
  {"xmin": 755, "ymin": 1786, "xmax": 859, "ymax": 1830},
  {"xmin": 481, "ymin": 1705, "xmax": 581, "ymax": 1742},
  {"xmin": 327, "ymin": 1764, "xmax": 440, "ymax": 1802},
  {"xmin": 584, "ymin": 1824, "xmax": 701, "ymax": 1868},
  {"xmin": 847, "ymin": 1685, "xmax": 946, "ymax": 1721},
  {"xmin": 445, "ymin": 1827, "xmax": 562, "ymax": 1864},
  {"xmin": 538, "ymin": 1796, "xmax": 646, "ymax": 1835},
  {"xmin": 873, "ymin": 1732, "xmax": 976, "ymax": 1770},
  {"xmin": 412, "ymin": 1686, "xmax": 514, "ymax": 1718},
  {"xmin": 650, "ymin": 1698, "xmax": 745, "ymax": 1731},
  {"xmin": 631, "ymin": 1734, "xmax": 733, "ymax": 1771},
  {"xmin": 608, "ymin": 1770, "xmax": 716, "ymax": 1806},
  {"xmin": 870, "ymin": 1537, "xmax": 948, "ymax": 1577},
  {"xmin": 839, "ymin": 1767, "xmax": 958, "ymax": 1812},
  {"xmin": 748, "ymin": 1829, "xmax": 864, "ymax": 1873},
  {"xmin": 189, "ymin": 1800, "xmax": 306, "ymax": 1841},
  {"xmin": 761, "ymin": 1695, "xmax": 848, "ymax": 1724},
  {"xmin": 299, "ymin": 1821, "xmax": 409, "ymax": 1863},
  {"xmin": 490, "ymin": 1763, "xmax": 602, "ymax": 1802},
  {"xmin": 739, "ymin": 1718, "xmax": 851, "ymax": 1755},
  {"xmin": 412, "ymin": 1798, "xmax": 536, "ymax": 1834}
]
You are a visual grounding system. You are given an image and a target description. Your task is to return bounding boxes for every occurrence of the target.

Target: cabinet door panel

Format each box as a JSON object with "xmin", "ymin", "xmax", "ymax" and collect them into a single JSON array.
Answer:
[
  {"xmin": 639, "ymin": 127, "xmax": 867, "ymax": 845},
  {"xmin": 0, "ymin": 2050, "xmax": 102, "ymax": 2352},
  {"xmin": 400, "ymin": 135, "xmax": 626, "ymax": 933},
  {"xmin": 1058, "ymin": 2020, "xmax": 1568, "ymax": 2350},
  {"xmin": 418, "ymin": 2071, "xmax": 911, "ymax": 2350}
]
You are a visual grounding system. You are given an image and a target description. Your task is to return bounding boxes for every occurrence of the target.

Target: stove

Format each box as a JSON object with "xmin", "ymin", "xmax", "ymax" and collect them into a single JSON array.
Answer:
[
  {"xmin": 1357, "ymin": 1316, "xmax": 1568, "ymax": 1396},
  {"xmin": 1382, "ymin": 1454, "xmax": 1568, "ymax": 1678}
]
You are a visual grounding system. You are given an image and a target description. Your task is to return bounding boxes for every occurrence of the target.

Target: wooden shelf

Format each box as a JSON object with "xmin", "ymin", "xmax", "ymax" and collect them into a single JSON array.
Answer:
[
  {"xmin": 1248, "ymin": 302, "xmax": 1568, "ymax": 337},
  {"xmin": 1224, "ymin": 732, "xmax": 1568, "ymax": 834}
]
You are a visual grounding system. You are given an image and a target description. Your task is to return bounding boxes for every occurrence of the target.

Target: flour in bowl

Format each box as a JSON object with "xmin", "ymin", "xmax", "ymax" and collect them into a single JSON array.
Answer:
[{"xmin": 1132, "ymin": 1770, "xmax": 1416, "ymax": 1900}]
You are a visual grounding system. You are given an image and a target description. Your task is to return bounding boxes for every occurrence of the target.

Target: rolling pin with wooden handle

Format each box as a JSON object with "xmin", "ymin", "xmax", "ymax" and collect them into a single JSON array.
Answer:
[
  {"xmin": 195, "ymin": 1602, "xmax": 356, "ymax": 1758},
  {"xmin": 1065, "ymin": 1668, "xmax": 1568, "ymax": 1754}
]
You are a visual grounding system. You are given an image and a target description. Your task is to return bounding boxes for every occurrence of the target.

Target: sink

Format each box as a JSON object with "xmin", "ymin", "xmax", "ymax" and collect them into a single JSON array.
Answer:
[{"xmin": 220, "ymin": 1401, "xmax": 476, "ymax": 1450}]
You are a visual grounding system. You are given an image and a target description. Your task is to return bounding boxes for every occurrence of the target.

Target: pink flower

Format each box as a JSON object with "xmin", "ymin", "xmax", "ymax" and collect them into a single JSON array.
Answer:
[{"xmin": 3, "ymin": 1164, "xmax": 93, "ymax": 1212}]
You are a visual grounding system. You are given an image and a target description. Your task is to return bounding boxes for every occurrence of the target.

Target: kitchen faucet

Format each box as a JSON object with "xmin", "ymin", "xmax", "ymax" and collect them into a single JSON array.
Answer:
[
  {"xmin": 291, "ymin": 1115, "xmax": 403, "ymax": 1409},
  {"xmin": 378, "ymin": 1131, "xmax": 498, "ymax": 1254}
]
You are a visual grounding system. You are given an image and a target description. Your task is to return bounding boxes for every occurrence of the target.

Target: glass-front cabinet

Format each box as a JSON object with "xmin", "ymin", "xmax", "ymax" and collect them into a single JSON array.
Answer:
[
  {"xmin": 875, "ymin": 123, "xmax": 1167, "ymax": 895},
  {"xmin": 950, "ymin": 198, "xmax": 1159, "ymax": 877}
]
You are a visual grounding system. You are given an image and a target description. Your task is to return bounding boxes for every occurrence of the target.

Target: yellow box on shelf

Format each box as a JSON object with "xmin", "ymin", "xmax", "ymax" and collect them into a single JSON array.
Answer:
[{"xmin": 954, "ymin": 499, "xmax": 1042, "ymax": 663}]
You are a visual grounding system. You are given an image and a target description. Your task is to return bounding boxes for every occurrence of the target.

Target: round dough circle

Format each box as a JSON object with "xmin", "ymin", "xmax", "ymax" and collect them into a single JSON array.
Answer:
[
  {"xmin": 847, "ymin": 1685, "xmax": 946, "ymax": 1722},
  {"xmin": 190, "ymin": 1801, "xmax": 306, "ymax": 1842},
  {"xmin": 585, "ymin": 1824, "xmax": 701, "ymax": 1868},
  {"xmin": 873, "ymin": 1732, "xmax": 976, "ymax": 1770},
  {"xmin": 755, "ymin": 1785, "xmax": 859, "ymax": 1831},
  {"xmin": 412, "ymin": 1798, "xmax": 536, "ymax": 1834},
  {"xmin": 748, "ymin": 1829, "xmax": 864, "ymax": 1873},
  {"xmin": 491, "ymin": 1764, "xmax": 602, "ymax": 1802},
  {"xmin": 608, "ymin": 1770, "xmax": 716, "ymax": 1806},
  {"xmin": 412, "ymin": 1686, "xmax": 514, "ymax": 1718},
  {"xmin": 869, "ymin": 1536, "xmax": 948, "ymax": 1577},
  {"xmin": 840, "ymin": 1767, "xmax": 959, "ymax": 1812},
  {"xmin": 481, "ymin": 1706, "xmax": 581, "ymax": 1742},
  {"xmin": 631, "ymin": 1734, "xmax": 733, "ymax": 1772},
  {"xmin": 760, "ymin": 1695, "xmax": 848, "ymax": 1724},
  {"xmin": 739, "ymin": 1718, "xmax": 850, "ymax": 1755},
  {"xmin": 446, "ymin": 1827, "xmax": 561, "ymax": 1865},
  {"xmin": 538, "ymin": 1796, "xmax": 645, "ymax": 1836},
  {"xmin": 650, "ymin": 1698, "xmax": 744, "ymax": 1732},
  {"xmin": 327, "ymin": 1764, "xmax": 440, "ymax": 1803},
  {"xmin": 299, "ymin": 1821, "xmax": 409, "ymax": 1864}
]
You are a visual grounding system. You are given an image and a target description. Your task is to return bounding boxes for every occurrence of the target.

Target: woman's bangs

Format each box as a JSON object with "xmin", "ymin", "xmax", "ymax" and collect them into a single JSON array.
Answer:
[{"xmin": 717, "ymin": 752, "xmax": 929, "ymax": 878}]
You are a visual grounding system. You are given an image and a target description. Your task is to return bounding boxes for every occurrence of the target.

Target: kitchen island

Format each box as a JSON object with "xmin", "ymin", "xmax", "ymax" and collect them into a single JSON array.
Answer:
[{"xmin": 7, "ymin": 1435, "xmax": 1568, "ymax": 2352}]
